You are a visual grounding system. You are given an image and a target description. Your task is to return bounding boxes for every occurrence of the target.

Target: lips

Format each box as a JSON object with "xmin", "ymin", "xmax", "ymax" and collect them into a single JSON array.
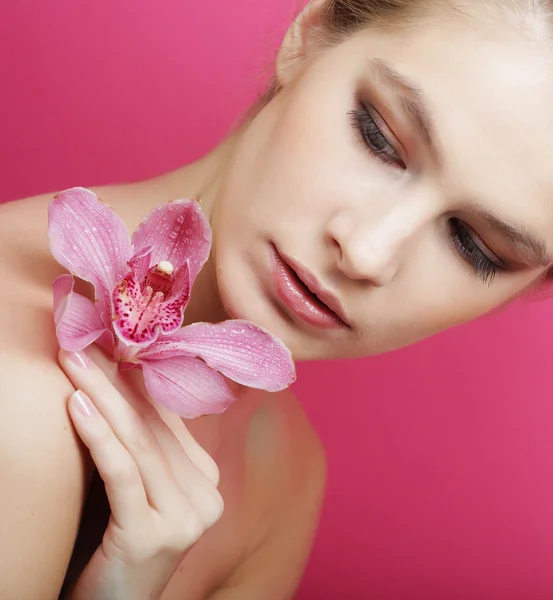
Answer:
[{"xmin": 270, "ymin": 244, "xmax": 349, "ymax": 330}]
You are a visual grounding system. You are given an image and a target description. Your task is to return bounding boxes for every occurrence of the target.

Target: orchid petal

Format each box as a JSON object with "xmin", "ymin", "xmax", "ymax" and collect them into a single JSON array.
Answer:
[
  {"xmin": 53, "ymin": 275, "xmax": 112, "ymax": 352},
  {"xmin": 48, "ymin": 187, "xmax": 132, "ymax": 322},
  {"xmin": 139, "ymin": 320, "xmax": 296, "ymax": 392},
  {"xmin": 131, "ymin": 199, "xmax": 211, "ymax": 284},
  {"xmin": 128, "ymin": 246, "xmax": 153, "ymax": 282},
  {"xmin": 141, "ymin": 356, "xmax": 235, "ymax": 418},
  {"xmin": 168, "ymin": 261, "xmax": 191, "ymax": 302}
]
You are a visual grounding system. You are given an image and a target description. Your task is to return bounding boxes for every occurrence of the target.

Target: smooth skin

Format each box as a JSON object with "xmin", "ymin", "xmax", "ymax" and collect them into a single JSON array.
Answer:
[{"xmin": 3, "ymin": 1, "xmax": 553, "ymax": 598}]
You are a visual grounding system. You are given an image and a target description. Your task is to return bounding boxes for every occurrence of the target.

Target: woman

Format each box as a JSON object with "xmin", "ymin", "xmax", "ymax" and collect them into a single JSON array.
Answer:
[{"xmin": 2, "ymin": 0, "xmax": 553, "ymax": 597}]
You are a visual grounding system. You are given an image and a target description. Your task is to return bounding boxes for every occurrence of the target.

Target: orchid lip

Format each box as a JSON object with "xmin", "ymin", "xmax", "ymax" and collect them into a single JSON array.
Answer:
[{"xmin": 274, "ymin": 245, "xmax": 351, "ymax": 327}]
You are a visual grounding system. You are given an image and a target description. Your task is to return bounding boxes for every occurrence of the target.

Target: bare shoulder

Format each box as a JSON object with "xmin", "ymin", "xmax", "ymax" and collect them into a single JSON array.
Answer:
[
  {"xmin": 0, "ymin": 193, "xmax": 93, "ymax": 599},
  {"xmin": 244, "ymin": 387, "xmax": 326, "ymax": 501},
  {"xmin": 0, "ymin": 183, "xmax": 160, "ymax": 598},
  {"xmin": 0, "ymin": 179, "xmax": 206, "ymax": 598},
  {"xmin": 224, "ymin": 388, "xmax": 326, "ymax": 596}
]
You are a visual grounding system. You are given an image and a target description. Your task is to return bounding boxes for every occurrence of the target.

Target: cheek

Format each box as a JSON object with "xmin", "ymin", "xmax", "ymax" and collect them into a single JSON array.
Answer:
[
  {"xmin": 372, "ymin": 254, "xmax": 517, "ymax": 347},
  {"xmin": 223, "ymin": 93, "xmax": 360, "ymax": 217},
  {"xmin": 404, "ymin": 275, "xmax": 526, "ymax": 341}
]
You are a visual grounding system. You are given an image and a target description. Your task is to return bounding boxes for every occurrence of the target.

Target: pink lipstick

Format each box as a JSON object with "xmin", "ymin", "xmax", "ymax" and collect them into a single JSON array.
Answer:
[{"xmin": 270, "ymin": 245, "xmax": 348, "ymax": 331}]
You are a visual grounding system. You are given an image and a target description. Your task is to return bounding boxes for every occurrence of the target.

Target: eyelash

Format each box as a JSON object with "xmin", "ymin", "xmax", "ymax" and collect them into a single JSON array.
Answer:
[
  {"xmin": 349, "ymin": 104, "xmax": 504, "ymax": 286},
  {"xmin": 449, "ymin": 218, "xmax": 503, "ymax": 286},
  {"xmin": 349, "ymin": 105, "xmax": 405, "ymax": 169}
]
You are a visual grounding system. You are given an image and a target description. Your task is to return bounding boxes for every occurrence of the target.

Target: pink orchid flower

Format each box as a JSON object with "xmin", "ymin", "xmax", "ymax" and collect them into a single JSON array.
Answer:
[{"xmin": 48, "ymin": 187, "xmax": 295, "ymax": 418}]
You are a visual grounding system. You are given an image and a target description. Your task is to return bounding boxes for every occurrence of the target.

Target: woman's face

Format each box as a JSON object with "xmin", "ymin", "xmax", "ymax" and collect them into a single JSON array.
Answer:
[{"xmin": 211, "ymin": 8, "xmax": 553, "ymax": 360}]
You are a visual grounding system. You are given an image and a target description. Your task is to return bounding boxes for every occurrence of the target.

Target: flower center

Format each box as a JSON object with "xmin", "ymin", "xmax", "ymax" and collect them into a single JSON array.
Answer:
[
  {"xmin": 156, "ymin": 260, "xmax": 174, "ymax": 276},
  {"xmin": 144, "ymin": 260, "xmax": 175, "ymax": 296}
]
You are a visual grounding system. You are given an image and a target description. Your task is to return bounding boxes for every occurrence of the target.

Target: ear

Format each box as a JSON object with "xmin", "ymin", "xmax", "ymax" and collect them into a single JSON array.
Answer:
[{"xmin": 276, "ymin": 0, "xmax": 327, "ymax": 87}]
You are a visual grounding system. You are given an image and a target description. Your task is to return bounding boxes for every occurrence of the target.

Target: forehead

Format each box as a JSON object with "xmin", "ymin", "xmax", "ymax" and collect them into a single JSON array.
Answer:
[{"xmin": 350, "ymin": 17, "xmax": 553, "ymax": 230}]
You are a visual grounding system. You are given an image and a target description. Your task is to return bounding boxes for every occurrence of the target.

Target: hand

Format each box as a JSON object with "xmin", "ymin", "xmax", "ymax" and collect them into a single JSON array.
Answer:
[{"xmin": 59, "ymin": 348, "xmax": 224, "ymax": 600}]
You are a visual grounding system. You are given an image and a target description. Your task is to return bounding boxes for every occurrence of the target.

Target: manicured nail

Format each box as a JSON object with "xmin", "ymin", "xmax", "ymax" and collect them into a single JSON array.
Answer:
[
  {"xmin": 67, "ymin": 350, "xmax": 90, "ymax": 369},
  {"xmin": 71, "ymin": 391, "xmax": 94, "ymax": 417}
]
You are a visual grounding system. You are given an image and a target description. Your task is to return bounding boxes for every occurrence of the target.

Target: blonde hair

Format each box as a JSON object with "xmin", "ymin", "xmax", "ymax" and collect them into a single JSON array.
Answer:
[
  {"xmin": 251, "ymin": 0, "xmax": 553, "ymax": 110},
  {"xmin": 319, "ymin": 0, "xmax": 552, "ymax": 36}
]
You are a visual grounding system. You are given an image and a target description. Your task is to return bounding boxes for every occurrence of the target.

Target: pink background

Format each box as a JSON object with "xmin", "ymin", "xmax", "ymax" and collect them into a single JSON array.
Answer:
[{"xmin": 2, "ymin": 1, "xmax": 553, "ymax": 598}]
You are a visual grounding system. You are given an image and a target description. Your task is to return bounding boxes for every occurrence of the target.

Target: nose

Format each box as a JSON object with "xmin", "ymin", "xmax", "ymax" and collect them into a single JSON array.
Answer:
[{"xmin": 326, "ymin": 192, "xmax": 434, "ymax": 286}]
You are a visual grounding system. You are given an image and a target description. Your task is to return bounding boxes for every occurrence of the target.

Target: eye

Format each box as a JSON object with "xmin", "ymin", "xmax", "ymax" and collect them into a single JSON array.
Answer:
[
  {"xmin": 349, "ymin": 103, "xmax": 406, "ymax": 169},
  {"xmin": 449, "ymin": 218, "xmax": 505, "ymax": 286}
]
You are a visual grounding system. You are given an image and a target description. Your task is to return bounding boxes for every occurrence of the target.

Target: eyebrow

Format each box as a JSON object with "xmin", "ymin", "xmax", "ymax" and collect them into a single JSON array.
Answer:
[
  {"xmin": 370, "ymin": 58, "xmax": 551, "ymax": 270},
  {"xmin": 369, "ymin": 58, "xmax": 441, "ymax": 164},
  {"xmin": 467, "ymin": 205, "xmax": 552, "ymax": 268}
]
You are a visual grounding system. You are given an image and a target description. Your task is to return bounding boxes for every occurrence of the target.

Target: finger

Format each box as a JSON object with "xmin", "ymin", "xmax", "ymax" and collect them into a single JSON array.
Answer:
[
  {"xmin": 113, "ymin": 372, "xmax": 222, "ymax": 515},
  {"xmin": 68, "ymin": 389, "xmax": 149, "ymax": 528},
  {"xmin": 157, "ymin": 407, "xmax": 220, "ymax": 487},
  {"xmin": 136, "ymin": 402, "xmax": 222, "ymax": 517},
  {"xmin": 122, "ymin": 371, "xmax": 220, "ymax": 486},
  {"xmin": 60, "ymin": 349, "xmax": 183, "ymax": 512}
]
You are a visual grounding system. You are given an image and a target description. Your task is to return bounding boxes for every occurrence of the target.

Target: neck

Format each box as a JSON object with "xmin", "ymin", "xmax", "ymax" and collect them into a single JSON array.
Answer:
[{"xmin": 146, "ymin": 129, "xmax": 242, "ymax": 327}]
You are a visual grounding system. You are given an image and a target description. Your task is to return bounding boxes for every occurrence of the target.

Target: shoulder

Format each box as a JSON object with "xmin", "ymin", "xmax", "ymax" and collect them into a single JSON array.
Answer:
[
  {"xmin": 242, "ymin": 388, "xmax": 326, "ymax": 562},
  {"xmin": 243, "ymin": 386, "xmax": 326, "ymax": 506},
  {"xmin": 0, "ymin": 192, "xmax": 94, "ymax": 598},
  {"xmin": 0, "ymin": 184, "xmax": 216, "ymax": 592},
  {"xmin": 256, "ymin": 388, "xmax": 327, "ymax": 556},
  {"xmin": 208, "ymin": 390, "xmax": 326, "ymax": 599},
  {"xmin": 0, "ymin": 180, "xmax": 183, "ymax": 597}
]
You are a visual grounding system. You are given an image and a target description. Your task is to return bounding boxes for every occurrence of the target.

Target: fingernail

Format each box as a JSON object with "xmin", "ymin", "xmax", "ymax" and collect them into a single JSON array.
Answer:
[
  {"xmin": 67, "ymin": 350, "xmax": 90, "ymax": 369},
  {"xmin": 71, "ymin": 391, "xmax": 94, "ymax": 417}
]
